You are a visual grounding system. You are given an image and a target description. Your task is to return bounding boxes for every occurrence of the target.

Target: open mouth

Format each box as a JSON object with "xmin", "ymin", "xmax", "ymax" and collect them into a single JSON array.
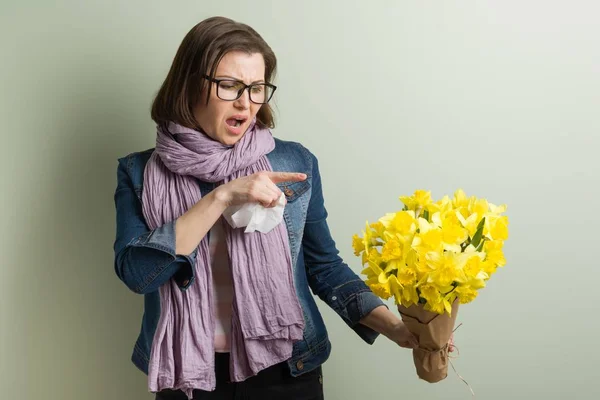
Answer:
[{"xmin": 226, "ymin": 116, "xmax": 248, "ymax": 128}]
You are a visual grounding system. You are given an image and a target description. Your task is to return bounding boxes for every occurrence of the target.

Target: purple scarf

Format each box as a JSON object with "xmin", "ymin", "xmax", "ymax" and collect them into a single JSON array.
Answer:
[{"xmin": 141, "ymin": 120, "xmax": 305, "ymax": 398}]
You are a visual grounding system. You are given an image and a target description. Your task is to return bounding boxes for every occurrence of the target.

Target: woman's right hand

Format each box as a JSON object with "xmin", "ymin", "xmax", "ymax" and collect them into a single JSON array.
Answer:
[
  {"xmin": 175, "ymin": 171, "xmax": 306, "ymax": 255},
  {"xmin": 215, "ymin": 171, "xmax": 307, "ymax": 208}
]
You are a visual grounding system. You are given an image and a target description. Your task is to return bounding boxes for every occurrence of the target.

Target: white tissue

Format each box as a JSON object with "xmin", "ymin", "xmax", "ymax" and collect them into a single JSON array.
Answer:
[{"xmin": 222, "ymin": 193, "xmax": 286, "ymax": 233}]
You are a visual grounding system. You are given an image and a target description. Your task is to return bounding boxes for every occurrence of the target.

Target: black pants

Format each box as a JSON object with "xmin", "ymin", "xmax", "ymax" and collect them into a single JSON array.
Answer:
[{"xmin": 155, "ymin": 353, "xmax": 324, "ymax": 400}]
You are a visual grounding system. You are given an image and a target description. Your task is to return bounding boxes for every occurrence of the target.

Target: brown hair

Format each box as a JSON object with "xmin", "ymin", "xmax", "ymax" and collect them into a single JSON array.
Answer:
[{"xmin": 151, "ymin": 16, "xmax": 277, "ymax": 130}]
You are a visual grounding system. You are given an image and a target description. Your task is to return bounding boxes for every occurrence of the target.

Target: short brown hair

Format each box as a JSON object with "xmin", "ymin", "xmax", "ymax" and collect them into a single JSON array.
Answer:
[{"xmin": 151, "ymin": 16, "xmax": 277, "ymax": 131}]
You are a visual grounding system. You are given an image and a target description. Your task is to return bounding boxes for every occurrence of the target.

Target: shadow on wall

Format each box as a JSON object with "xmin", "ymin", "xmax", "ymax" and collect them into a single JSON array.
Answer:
[{"xmin": 20, "ymin": 59, "xmax": 156, "ymax": 399}]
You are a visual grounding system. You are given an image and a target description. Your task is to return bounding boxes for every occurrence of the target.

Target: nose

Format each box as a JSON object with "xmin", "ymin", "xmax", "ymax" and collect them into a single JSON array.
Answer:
[{"xmin": 234, "ymin": 88, "xmax": 250, "ymax": 110}]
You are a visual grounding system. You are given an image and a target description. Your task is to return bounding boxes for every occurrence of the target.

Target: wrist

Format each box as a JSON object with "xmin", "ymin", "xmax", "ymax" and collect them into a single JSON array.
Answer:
[
  {"xmin": 387, "ymin": 319, "xmax": 406, "ymax": 339},
  {"xmin": 382, "ymin": 312, "xmax": 403, "ymax": 338},
  {"xmin": 360, "ymin": 305, "xmax": 401, "ymax": 337},
  {"xmin": 213, "ymin": 185, "xmax": 232, "ymax": 208}
]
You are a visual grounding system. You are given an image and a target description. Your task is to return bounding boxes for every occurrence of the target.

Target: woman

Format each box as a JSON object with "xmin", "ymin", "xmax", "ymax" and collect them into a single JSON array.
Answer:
[{"xmin": 113, "ymin": 16, "xmax": 418, "ymax": 400}]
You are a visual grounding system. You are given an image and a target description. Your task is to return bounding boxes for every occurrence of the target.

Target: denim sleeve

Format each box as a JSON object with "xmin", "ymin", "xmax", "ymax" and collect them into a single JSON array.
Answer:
[
  {"xmin": 113, "ymin": 158, "xmax": 196, "ymax": 294},
  {"xmin": 302, "ymin": 151, "xmax": 385, "ymax": 344}
]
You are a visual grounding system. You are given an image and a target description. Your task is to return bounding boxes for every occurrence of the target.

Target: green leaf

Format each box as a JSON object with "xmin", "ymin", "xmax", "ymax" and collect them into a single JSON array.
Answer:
[
  {"xmin": 470, "ymin": 217, "xmax": 486, "ymax": 248},
  {"xmin": 423, "ymin": 210, "xmax": 430, "ymax": 221},
  {"xmin": 475, "ymin": 237, "xmax": 486, "ymax": 252}
]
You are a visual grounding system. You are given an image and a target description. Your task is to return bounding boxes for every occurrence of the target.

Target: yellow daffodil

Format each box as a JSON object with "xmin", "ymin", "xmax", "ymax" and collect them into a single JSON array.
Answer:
[
  {"xmin": 354, "ymin": 221, "xmax": 382, "ymax": 258},
  {"xmin": 417, "ymin": 218, "xmax": 443, "ymax": 251},
  {"xmin": 419, "ymin": 284, "xmax": 442, "ymax": 305},
  {"xmin": 370, "ymin": 221, "xmax": 386, "ymax": 239},
  {"xmin": 482, "ymin": 239, "xmax": 506, "ymax": 275},
  {"xmin": 452, "ymin": 189, "xmax": 470, "ymax": 210},
  {"xmin": 352, "ymin": 234, "xmax": 365, "ymax": 256},
  {"xmin": 383, "ymin": 258, "xmax": 418, "ymax": 287},
  {"xmin": 470, "ymin": 198, "xmax": 489, "ymax": 218},
  {"xmin": 363, "ymin": 248, "xmax": 382, "ymax": 269},
  {"xmin": 454, "ymin": 285, "xmax": 478, "ymax": 304},
  {"xmin": 460, "ymin": 254, "xmax": 488, "ymax": 289},
  {"xmin": 386, "ymin": 275, "xmax": 404, "ymax": 305},
  {"xmin": 425, "ymin": 251, "xmax": 469, "ymax": 287},
  {"xmin": 370, "ymin": 282, "xmax": 392, "ymax": 300},
  {"xmin": 361, "ymin": 260, "xmax": 381, "ymax": 278},
  {"xmin": 484, "ymin": 240, "xmax": 505, "ymax": 265},
  {"xmin": 404, "ymin": 246, "xmax": 419, "ymax": 270},
  {"xmin": 400, "ymin": 190, "xmax": 434, "ymax": 214},
  {"xmin": 400, "ymin": 283, "xmax": 420, "ymax": 306},
  {"xmin": 431, "ymin": 212, "xmax": 469, "ymax": 253},
  {"xmin": 389, "ymin": 210, "xmax": 417, "ymax": 236},
  {"xmin": 455, "ymin": 210, "xmax": 481, "ymax": 238},
  {"xmin": 433, "ymin": 195, "xmax": 453, "ymax": 217},
  {"xmin": 488, "ymin": 203, "xmax": 507, "ymax": 215},
  {"xmin": 419, "ymin": 283, "xmax": 455, "ymax": 314},
  {"xmin": 485, "ymin": 215, "xmax": 509, "ymax": 241},
  {"xmin": 381, "ymin": 236, "xmax": 403, "ymax": 262}
]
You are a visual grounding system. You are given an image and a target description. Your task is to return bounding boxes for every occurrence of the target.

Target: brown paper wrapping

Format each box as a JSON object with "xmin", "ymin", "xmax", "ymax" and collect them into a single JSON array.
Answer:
[{"xmin": 397, "ymin": 300, "xmax": 459, "ymax": 383}]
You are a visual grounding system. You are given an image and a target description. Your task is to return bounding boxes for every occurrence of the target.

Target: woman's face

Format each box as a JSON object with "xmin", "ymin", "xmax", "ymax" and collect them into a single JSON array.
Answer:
[{"xmin": 194, "ymin": 51, "xmax": 266, "ymax": 146}]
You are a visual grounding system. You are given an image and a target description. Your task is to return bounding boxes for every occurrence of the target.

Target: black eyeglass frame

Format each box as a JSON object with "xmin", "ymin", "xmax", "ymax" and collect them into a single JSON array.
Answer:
[{"xmin": 203, "ymin": 75, "xmax": 277, "ymax": 104}]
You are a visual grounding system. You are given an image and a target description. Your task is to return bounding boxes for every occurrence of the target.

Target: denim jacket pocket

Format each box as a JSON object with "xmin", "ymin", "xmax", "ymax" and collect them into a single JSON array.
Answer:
[{"xmin": 277, "ymin": 180, "xmax": 310, "ymax": 203}]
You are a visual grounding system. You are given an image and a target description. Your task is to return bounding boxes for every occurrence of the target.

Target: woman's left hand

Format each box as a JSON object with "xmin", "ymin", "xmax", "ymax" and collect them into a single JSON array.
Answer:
[
  {"xmin": 388, "ymin": 321, "xmax": 419, "ymax": 349},
  {"xmin": 359, "ymin": 306, "xmax": 418, "ymax": 349}
]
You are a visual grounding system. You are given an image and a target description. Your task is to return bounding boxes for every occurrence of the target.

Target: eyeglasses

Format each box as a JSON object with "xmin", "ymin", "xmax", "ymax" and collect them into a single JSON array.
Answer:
[{"xmin": 204, "ymin": 75, "xmax": 277, "ymax": 104}]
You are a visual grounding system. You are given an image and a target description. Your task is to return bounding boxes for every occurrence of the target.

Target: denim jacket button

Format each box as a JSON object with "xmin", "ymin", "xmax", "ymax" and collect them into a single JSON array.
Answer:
[
  {"xmin": 296, "ymin": 360, "xmax": 304, "ymax": 370},
  {"xmin": 331, "ymin": 296, "xmax": 337, "ymax": 301},
  {"xmin": 284, "ymin": 188, "xmax": 294, "ymax": 197}
]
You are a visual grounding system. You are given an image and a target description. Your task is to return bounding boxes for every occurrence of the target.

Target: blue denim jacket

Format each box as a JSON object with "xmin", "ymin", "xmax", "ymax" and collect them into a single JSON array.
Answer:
[{"xmin": 113, "ymin": 137, "xmax": 385, "ymax": 378}]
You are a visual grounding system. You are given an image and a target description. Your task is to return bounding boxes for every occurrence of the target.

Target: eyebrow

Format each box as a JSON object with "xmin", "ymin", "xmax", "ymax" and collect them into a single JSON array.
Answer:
[{"xmin": 215, "ymin": 75, "xmax": 265, "ymax": 84}]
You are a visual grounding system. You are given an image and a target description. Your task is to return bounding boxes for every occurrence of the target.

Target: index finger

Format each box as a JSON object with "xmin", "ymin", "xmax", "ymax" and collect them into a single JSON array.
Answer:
[{"xmin": 265, "ymin": 172, "xmax": 307, "ymax": 184}]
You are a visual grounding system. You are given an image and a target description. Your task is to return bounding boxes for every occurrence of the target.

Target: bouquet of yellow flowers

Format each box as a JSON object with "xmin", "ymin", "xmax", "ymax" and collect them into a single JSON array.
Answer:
[{"xmin": 352, "ymin": 189, "xmax": 508, "ymax": 382}]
